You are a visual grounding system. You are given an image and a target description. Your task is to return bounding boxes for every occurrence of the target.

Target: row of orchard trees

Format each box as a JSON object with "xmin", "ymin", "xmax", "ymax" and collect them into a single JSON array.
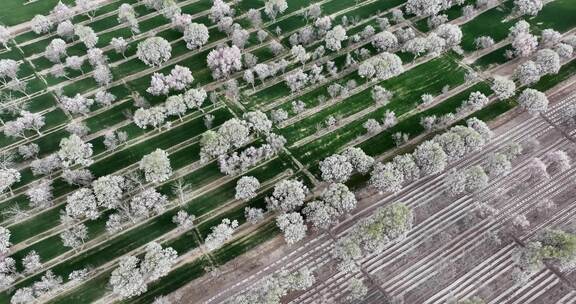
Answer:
[
  {"xmin": 0, "ymin": 0, "xmax": 539, "ymax": 51},
  {"xmin": 405, "ymin": 0, "xmax": 546, "ymax": 22}
]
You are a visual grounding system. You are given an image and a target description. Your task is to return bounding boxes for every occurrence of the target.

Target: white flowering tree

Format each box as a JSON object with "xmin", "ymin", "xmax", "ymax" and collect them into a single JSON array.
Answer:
[
  {"xmin": 372, "ymin": 31, "xmax": 398, "ymax": 52},
  {"xmin": 244, "ymin": 207, "xmax": 265, "ymax": 225},
  {"xmin": 139, "ymin": 149, "xmax": 172, "ymax": 183},
  {"xmin": 58, "ymin": 134, "xmax": 93, "ymax": 167},
  {"xmin": 322, "ymin": 183, "xmax": 357, "ymax": 215},
  {"xmin": 56, "ymin": 20, "xmax": 74, "ymax": 41},
  {"xmin": 172, "ymin": 210, "xmax": 195, "ymax": 229},
  {"xmin": 264, "ymin": 0, "xmax": 288, "ymax": 20},
  {"xmin": 518, "ymin": 88, "xmax": 548, "ymax": 115},
  {"xmin": 229, "ymin": 267, "xmax": 315, "ymax": 303},
  {"xmin": 276, "ymin": 212, "xmax": 307, "ymax": 245},
  {"xmin": 0, "ymin": 59, "xmax": 20, "ymax": 84},
  {"xmin": 235, "ymin": 176, "xmax": 261, "ymax": 201},
  {"xmin": 130, "ymin": 188, "xmax": 168, "ymax": 219},
  {"xmin": 95, "ymin": 90, "xmax": 117, "ymax": 107},
  {"xmin": 66, "ymin": 56, "xmax": 85, "ymax": 74},
  {"xmin": 491, "ymin": 76, "xmax": 516, "ymax": 100},
  {"xmin": 204, "ymin": 218, "xmax": 239, "ymax": 251},
  {"xmin": 51, "ymin": 1, "xmax": 73, "ymax": 23},
  {"xmin": 0, "ymin": 26, "xmax": 11, "ymax": 49},
  {"xmin": 93, "ymin": 64, "xmax": 113, "ymax": 87},
  {"xmin": 26, "ymin": 181, "xmax": 53, "ymax": 209},
  {"xmin": 514, "ymin": 0, "xmax": 543, "ymax": 16},
  {"xmin": 0, "ymin": 227, "xmax": 11, "ymax": 255},
  {"xmin": 358, "ymin": 52, "xmax": 403, "ymax": 80},
  {"xmin": 465, "ymin": 165, "xmax": 489, "ymax": 193},
  {"xmin": 31, "ymin": 155, "xmax": 62, "ymax": 177},
  {"xmin": 110, "ymin": 256, "xmax": 146, "ymax": 299},
  {"xmin": 406, "ymin": 0, "xmax": 446, "ymax": 17},
  {"xmin": 436, "ymin": 24, "xmax": 462, "ymax": 48},
  {"xmin": 118, "ymin": 3, "xmax": 140, "ymax": 35},
  {"xmin": 463, "ymin": 91, "xmax": 489, "ymax": 111},
  {"xmin": 147, "ymin": 73, "xmax": 170, "ymax": 96},
  {"xmin": 137, "ymin": 37, "xmax": 172, "ymax": 67},
  {"xmin": 65, "ymin": 188, "xmax": 99, "ymax": 220},
  {"xmin": 183, "ymin": 88, "xmax": 207, "ymax": 111},
  {"xmin": 111, "ymin": 37, "xmax": 129, "ymax": 58},
  {"xmin": 535, "ymin": 48, "xmax": 560, "ymax": 75},
  {"xmin": 199, "ymin": 131, "xmax": 230, "ymax": 162},
  {"xmin": 413, "ymin": 141, "xmax": 448, "ymax": 175},
  {"xmin": 60, "ymin": 223, "xmax": 88, "ymax": 250},
  {"xmin": 285, "ymin": 69, "xmax": 309, "ymax": 93},
  {"xmin": 45, "ymin": 39, "xmax": 67, "ymax": 63},
  {"xmin": 11, "ymin": 287, "xmax": 35, "ymax": 304},
  {"xmin": 76, "ymin": 0, "xmax": 97, "ymax": 19},
  {"xmin": 139, "ymin": 242, "xmax": 178, "ymax": 281},
  {"xmin": 22, "ymin": 250, "xmax": 42, "ymax": 273},
  {"xmin": 18, "ymin": 143, "xmax": 40, "ymax": 160},
  {"xmin": 347, "ymin": 278, "xmax": 368, "ymax": 302},
  {"xmin": 172, "ymin": 13, "xmax": 192, "ymax": 32},
  {"xmin": 303, "ymin": 200, "xmax": 338, "ymax": 230},
  {"xmin": 167, "ymin": 65, "xmax": 194, "ymax": 91},
  {"xmin": 209, "ymin": 0, "xmax": 233, "ymax": 23},
  {"xmin": 370, "ymin": 162, "xmax": 404, "ymax": 193},
  {"xmin": 514, "ymin": 60, "xmax": 541, "ymax": 86},
  {"xmin": 325, "ymin": 25, "xmax": 348, "ymax": 51},
  {"xmin": 231, "ymin": 28, "xmax": 250, "ymax": 49},
  {"xmin": 485, "ymin": 152, "xmax": 512, "ymax": 177},
  {"xmin": 243, "ymin": 111, "xmax": 272, "ymax": 135},
  {"xmin": 319, "ymin": 154, "xmax": 353, "ymax": 183},
  {"xmin": 475, "ymin": 36, "xmax": 495, "ymax": 49},
  {"xmin": 31, "ymin": 15, "xmax": 54, "ymax": 35},
  {"xmin": 547, "ymin": 150, "xmax": 571, "ymax": 173},
  {"xmin": 341, "ymin": 147, "xmax": 374, "ymax": 174},
  {"xmin": 206, "ymin": 45, "xmax": 242, "ymax": 79},
  {"xmin": 266, "ymin": 179, "xmax": 308, "ymax": 212},
  {"xmin": 133, "ymin": 106, "xmax": 167, "ymax": 130},
  {"xmin": 92, "ymin": 175, "xmax": 125, "ymax": 209},
  {"xmin": 511, "ymin": 30, "xmax": 538, "ymax": 57},
  {"xmin": 163, "ymin": 95, "xmax": 186, "ymax": 121},
  {"xmin": 59, "ymin": 93, "xmax": 94, "ymax": 116},
  {"xmin": 75, "ymin": 24, "xmax": 99, "ymax": 49}
]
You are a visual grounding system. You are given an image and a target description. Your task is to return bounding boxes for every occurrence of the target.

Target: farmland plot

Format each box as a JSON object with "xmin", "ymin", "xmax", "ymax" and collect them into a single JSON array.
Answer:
[{"xmin": 0, "ymin": 0, "xmax": 575, "ymax": 303}]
